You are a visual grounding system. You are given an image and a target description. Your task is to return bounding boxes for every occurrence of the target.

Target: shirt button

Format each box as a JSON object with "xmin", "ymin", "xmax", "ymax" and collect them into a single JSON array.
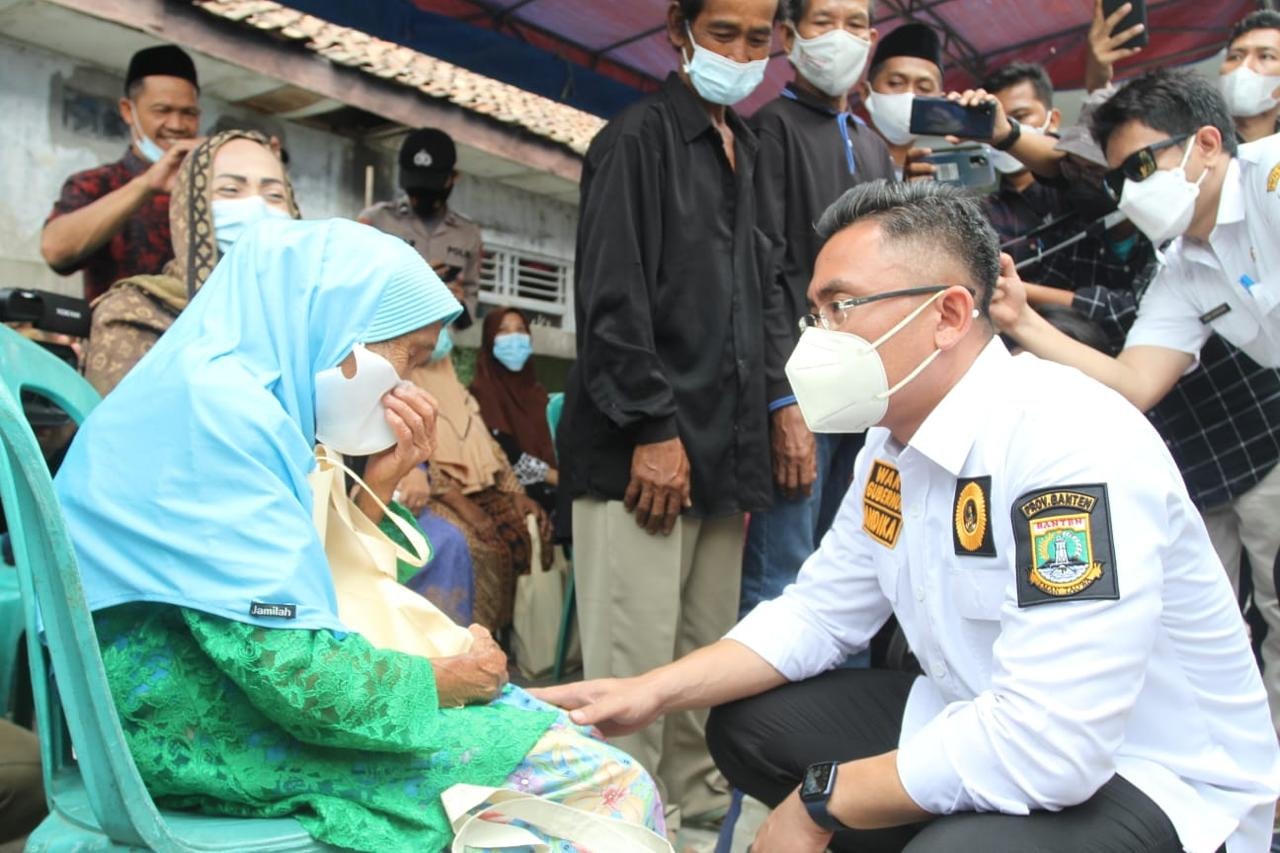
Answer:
[
  {"xmin": 915, "ymin": 587, "xmax": 925, "ymax": 602},
  {"xmin": 933, "ymin": 661, "xmax": 948, "ymax": 678},
  {"xmin": 910, "ymin": 507, "xmax": 922, "ymax": 520}
]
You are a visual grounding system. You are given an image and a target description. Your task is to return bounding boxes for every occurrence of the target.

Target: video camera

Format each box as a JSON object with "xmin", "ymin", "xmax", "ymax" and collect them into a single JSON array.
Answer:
[
  {"xmin": 0, "ymin": 288, "xmax": 92, "ymax": 428},
  {"xmin": 0, "ymin": 288, "xmax": 91, "ymax": 338}
]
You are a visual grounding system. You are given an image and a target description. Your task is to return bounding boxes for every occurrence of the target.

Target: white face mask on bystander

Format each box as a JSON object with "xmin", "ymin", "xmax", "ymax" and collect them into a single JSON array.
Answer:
[
  {"xmin": 789, "ymin": 28, "xmax": 872, "ymax": 97},
  {"xmin": 1116, "ymin": 142, "xmax": 1207, "ymax": 247},
  {"xmin": 864, "ymin": 90, "xmax": 916, "ymax": 146}
]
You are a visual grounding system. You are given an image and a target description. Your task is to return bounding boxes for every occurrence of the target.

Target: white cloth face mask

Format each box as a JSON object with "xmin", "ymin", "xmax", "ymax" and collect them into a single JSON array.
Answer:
[
  {"xmin": 1117, "ymin": 141, "xmax": 1206, "ymax": 247},
  {"xmin": 789, "ymin": 28, "xmax": 872, "ymax": 97},
  {"xmin": 864, "ymin": 90, "xmax": 916, "ymax": 146},
  {"xmin": 1219, "ymin": 65, "xmax": 1280, "ymax": 118},
  {"xmin": 682, "ymin": 24, "xmax": 769, "ymax": 106},
  {"xmin": 314, "ymin": 344, "xmax": 402, "ymax": 456},
  {"xmin": 785, "ymin": 290, "xmax": 946, "ymax": 433}
]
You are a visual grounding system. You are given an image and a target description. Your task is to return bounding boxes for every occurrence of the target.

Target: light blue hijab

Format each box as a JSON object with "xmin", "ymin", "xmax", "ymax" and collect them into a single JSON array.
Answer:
[{"xmin": 56, "ymin": 218, "xmax": 461, "ymax": 631}]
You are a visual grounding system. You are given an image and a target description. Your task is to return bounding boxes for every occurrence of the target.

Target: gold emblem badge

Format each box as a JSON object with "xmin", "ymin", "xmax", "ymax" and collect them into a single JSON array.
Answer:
[
  {"xmin": 862, "ymin": 460, "xmax": 903, "ymax": 549},
  {"xmin": 1269, "ymin": 163, "xmax": 1280, "ymax": 193},
  {"xmin": 952, "ymin": 476, "xmax": 996, "ymax": 557},
  {"xmin": 954, "ymin": 481, "xmax": 987, "ymax": 551}
]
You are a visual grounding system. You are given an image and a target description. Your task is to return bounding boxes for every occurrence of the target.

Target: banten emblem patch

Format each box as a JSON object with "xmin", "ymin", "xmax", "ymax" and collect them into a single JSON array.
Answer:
[
  {"xmin": 863, "ymin": 460, "xmax": 903, "ymax": 549},
  {"xmin": 1012, "ymin": 483, "xmax": 1118, "ymax": 607},
  {"xmin": 953, "ymin": 476, "xmax": 996, "ymax": 557}
]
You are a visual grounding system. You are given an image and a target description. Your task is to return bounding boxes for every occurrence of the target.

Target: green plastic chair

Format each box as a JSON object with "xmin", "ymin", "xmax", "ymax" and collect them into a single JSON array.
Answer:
[
  {"xmin": 0, "ymin": 326, "xmax": 330, "ymax": 851},
  {"xmin": 546, "ymin": 392, "xmax": 576, "ymax": 682}
]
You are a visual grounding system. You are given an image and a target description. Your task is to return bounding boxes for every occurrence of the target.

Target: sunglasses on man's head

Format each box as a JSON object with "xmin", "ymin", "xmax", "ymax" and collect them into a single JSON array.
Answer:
[{"xmin": 1102, "ymin": 133, "xmax": 1192, "ymax": 202}]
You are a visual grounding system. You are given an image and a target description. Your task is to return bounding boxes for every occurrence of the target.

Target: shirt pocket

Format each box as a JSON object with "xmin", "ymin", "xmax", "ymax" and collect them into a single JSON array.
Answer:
[{"xmin": 950, "ymin": 562, "xmax": 1009, "ymax": 621}]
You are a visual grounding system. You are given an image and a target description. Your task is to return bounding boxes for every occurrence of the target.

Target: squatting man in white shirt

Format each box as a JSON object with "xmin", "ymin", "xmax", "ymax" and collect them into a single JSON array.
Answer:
[{"xmin": 535, "ymin": 181, "xmax": 1279, "ymax": 853}]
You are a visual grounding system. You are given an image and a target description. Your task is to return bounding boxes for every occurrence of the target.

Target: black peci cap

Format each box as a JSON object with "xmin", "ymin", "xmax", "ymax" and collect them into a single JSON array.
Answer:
[
  {"xmin": 125, "ymin": 45, "xmax": 199, "ymax": 93},
  {"xmin": 871, "ymin": 23, "xmax": 944, "ymax": 75},
  {"xmin": 398, "ymin": 128, "xmax": 457, "ymax": 191}
]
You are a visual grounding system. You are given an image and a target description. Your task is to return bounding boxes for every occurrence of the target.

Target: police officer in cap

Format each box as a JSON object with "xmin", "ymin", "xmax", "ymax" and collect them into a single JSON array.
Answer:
[{"xmin": 359, "ymin": 129, "xmax": 483, "ymax": 328}]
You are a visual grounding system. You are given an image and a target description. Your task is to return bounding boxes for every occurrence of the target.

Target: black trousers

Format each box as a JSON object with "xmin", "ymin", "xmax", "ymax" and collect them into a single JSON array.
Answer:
[{"xmin": 706, "ymin": 669, "xmax": 1186, "ymax": 853}]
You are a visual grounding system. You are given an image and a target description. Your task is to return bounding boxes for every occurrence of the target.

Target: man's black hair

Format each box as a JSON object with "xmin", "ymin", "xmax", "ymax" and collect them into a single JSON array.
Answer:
[
  {"xmin": 678, "ymin": 0, "xmax": 785, "ymax": 23},
  {"xmin": 1228, "ymin": 10, "xmax": 1280, "ymax": 49},
  {"xmin": 816, "ymin": 180, "xmax": 999, "ymax": 320},
  {"xmin": 981, "ymin": 62, "xmax": 1054, "ymax": 109},
  {"xmin": 781, "ymin": 0, "xmax": 876, "ymax": 24},
  {"xmin": 1036, "ymin": 306, "xmax": 1117, "ymax": 356},
  {"xmin": 1090, "ymin": 67, "xmax": 1239, "ymax": 158}
]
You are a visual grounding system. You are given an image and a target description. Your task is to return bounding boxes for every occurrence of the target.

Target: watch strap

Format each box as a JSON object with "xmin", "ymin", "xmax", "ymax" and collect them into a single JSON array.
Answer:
[
  {"xmin": 803, "ymin": 795, "xmax": 844, "ymax": 831},
  {"xmin": 994, "ymin": 116, "xmax": 1022, "ymax": 151}
]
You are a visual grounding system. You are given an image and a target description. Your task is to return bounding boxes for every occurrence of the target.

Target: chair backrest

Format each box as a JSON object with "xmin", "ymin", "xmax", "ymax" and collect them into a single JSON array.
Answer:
[
  {"xmin": 546, "ymin": 392, "xmax": 564, "ymax": 464},
  {"xmin": 0, "ymin": 326, "xmax": 174, "ymax": 847}
]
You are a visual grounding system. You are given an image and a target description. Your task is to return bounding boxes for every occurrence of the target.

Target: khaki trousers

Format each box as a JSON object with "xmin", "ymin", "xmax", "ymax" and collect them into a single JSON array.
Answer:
[
  {"xmin": 1201, "ymin": 462, "xmax": 1280, "ymax": 735},
  {"xmin": 572, "ymin": 498, "xmax": 743, "ymax": 828}
]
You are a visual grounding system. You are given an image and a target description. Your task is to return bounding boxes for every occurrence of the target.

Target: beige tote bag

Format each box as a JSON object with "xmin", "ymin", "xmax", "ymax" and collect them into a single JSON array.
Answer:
[{"xmin": 310, "ymin": 445, "xmax": 473, "ymax": 658}]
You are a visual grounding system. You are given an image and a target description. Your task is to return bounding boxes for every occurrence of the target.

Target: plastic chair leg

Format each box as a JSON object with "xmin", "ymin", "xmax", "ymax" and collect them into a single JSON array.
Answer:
[{"xmin": 552, "ymin": 557, "xmax": 575, "ymax": 683}]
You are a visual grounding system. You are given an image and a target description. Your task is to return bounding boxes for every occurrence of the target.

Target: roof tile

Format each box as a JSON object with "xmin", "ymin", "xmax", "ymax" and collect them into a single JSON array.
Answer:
[{"xmin": 195, "ymin": 0, "xmax": 605, "ymax": 155}]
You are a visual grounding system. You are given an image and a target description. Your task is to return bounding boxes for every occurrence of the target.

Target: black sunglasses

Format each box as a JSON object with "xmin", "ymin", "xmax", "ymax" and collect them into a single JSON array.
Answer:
[{"xmin": 1102, "ymin": 134, "xmax": 1192, "ymax": 202}]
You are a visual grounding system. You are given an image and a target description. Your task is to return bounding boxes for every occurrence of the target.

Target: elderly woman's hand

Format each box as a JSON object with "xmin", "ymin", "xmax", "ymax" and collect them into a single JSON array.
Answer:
[
  {"xmin": 358, "ymin": 384, "xmax": 438, "ymax": 523},
  {"xmin": 432, "ymin": 624, "xmax": 510, "ymax": 707}
]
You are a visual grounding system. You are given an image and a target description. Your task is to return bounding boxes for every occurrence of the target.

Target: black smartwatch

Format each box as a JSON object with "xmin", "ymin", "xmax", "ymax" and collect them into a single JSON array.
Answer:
[
  {"xmin": 799, "ymin": 761, "xmax": 846, "ymax": 831},
  {"xmin": 993, "ymin": 116, "xmax": 1022, "ymax": 151}
]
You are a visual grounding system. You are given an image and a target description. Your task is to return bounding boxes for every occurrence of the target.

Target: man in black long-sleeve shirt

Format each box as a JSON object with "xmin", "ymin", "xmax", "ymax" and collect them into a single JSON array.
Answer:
[
  {"xmin": 558, "ymin": 0, "xmax": 779, "ymax": 827},
  {"xmin": 742, "ymin": 0, "xmax": 895, "ymax": 625}
]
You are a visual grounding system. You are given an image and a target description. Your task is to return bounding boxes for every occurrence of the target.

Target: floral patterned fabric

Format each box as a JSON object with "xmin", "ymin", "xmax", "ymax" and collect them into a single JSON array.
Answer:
[{"xmin": 95, "ymin": 603, "xmax": 662, "ymax": 852}]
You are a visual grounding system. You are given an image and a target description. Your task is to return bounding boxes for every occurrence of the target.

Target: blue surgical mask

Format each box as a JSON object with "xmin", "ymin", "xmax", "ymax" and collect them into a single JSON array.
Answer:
[
  {"xmin": 130, "ymin": 105, "xmax": 165, "ymax": 164},
  {"xmin": 493, "ymin": 333, "xmax": 533, "ymax": 372},
  {"xmin": 431, "ymin": 326, "xmax": 454, "ymax": 362},
  {"xmin": 212, "ymin": 196, "xmax": 291, "ymax": 256},
  {"xmin": 681, "ymin": 24, "xmax": 768, "ymax": 106}
]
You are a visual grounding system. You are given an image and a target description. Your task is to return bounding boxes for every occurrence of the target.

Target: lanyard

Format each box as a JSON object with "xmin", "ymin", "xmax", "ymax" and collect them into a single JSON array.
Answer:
[{"xmin": 780, "ymin": 88, "xmax": 857, "ymax": 177}]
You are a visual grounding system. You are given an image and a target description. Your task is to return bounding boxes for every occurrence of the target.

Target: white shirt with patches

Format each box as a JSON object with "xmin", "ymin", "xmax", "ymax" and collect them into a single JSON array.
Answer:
[
  {"xmin": 1126, "ymin": 134, "xmax": 1280, "ymax": 368},
  {"xmin": 727, "ymin": 339, "xmax": 1279, "ymax": 853}
]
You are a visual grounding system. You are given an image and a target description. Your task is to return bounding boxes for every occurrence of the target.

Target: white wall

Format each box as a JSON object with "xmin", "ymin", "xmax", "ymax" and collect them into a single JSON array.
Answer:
[{"xmin": 0, "ymin": 33, "xmax": 579, "ymax": 300}]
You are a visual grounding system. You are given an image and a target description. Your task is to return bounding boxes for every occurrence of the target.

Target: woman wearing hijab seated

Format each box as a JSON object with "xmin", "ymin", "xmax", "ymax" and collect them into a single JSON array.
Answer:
[
  {"xmin": 79, "ymin": 129, "xmax": 476, "ymax": 623},
  {"xmin": 54, "ymin": 219, "xmax": 662, "ymax": 851},
  {"xmin": 401, "ymin": 326, "xmax": 553, "ymax": 632},
  {"xmin": 82, "ymin": 129, "xmax": 297, "ymax": 396},
  {"xmin": 470, "ymin": 307, "xmax": 559, "ymax": 514}
]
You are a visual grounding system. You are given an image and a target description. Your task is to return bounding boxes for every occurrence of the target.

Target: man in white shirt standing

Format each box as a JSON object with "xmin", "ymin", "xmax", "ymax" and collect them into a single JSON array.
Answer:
[{"xmin": 536, "ymin": 180, "xmax": 1279, "ymax": 853}]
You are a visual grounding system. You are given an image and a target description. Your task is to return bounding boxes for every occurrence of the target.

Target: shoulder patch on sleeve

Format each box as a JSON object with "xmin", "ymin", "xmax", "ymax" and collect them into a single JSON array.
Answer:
[
  {"xmin": 1011, "ymin": 483, "xmax": 1118, "ymax": 607},
  {"xmin": 953, "ymin": 476, "xmax": 996, "ymax": 557}
]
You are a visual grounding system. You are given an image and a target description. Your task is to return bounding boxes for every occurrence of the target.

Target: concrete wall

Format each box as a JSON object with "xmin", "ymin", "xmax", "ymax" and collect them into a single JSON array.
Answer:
[{"xmin": 0, "ymin": 33, "xmax": 579, "ymax": 302}]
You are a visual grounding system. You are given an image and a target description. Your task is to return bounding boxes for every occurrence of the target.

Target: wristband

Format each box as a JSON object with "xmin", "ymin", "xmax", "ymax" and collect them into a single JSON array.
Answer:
[{"xmin": 993, "ymin": 116, "xmax": 1022, "ymax": 151}]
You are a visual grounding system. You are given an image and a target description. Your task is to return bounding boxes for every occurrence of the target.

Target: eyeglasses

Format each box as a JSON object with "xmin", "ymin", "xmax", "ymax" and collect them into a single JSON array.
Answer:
[
  {"xmin": 799, "ymin": 285, "xmax": 959, "ymax": 333},
  {"xmin": 1102, "ymin": 134, "xmax": 1191, "ymax": 202}
]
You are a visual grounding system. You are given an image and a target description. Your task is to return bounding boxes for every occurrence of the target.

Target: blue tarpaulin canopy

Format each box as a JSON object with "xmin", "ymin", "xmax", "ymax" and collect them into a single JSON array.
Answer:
[{"xmin": 286, "ymin": 0, "xmax": 1257, "ymax": 119}]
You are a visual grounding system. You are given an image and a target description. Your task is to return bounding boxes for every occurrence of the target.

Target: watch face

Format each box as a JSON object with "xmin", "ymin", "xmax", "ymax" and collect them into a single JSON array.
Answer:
[{"xmin": 801, "ymin": 762, "xmax": 835, "ymax": 800}]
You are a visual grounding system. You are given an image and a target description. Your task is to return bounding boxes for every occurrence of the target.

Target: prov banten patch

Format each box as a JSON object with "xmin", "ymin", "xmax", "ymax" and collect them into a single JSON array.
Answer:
[
  {"xmin": 1012, "ymin": 483, "xmax": 1118, "ymax": 607},
  {"xmin": 953, "ymin": 476, "xmax": 996, "ymax": 557},
  {"xmin": 863, "ymin": 460, "xmax": 903, "ymax": 549}
]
